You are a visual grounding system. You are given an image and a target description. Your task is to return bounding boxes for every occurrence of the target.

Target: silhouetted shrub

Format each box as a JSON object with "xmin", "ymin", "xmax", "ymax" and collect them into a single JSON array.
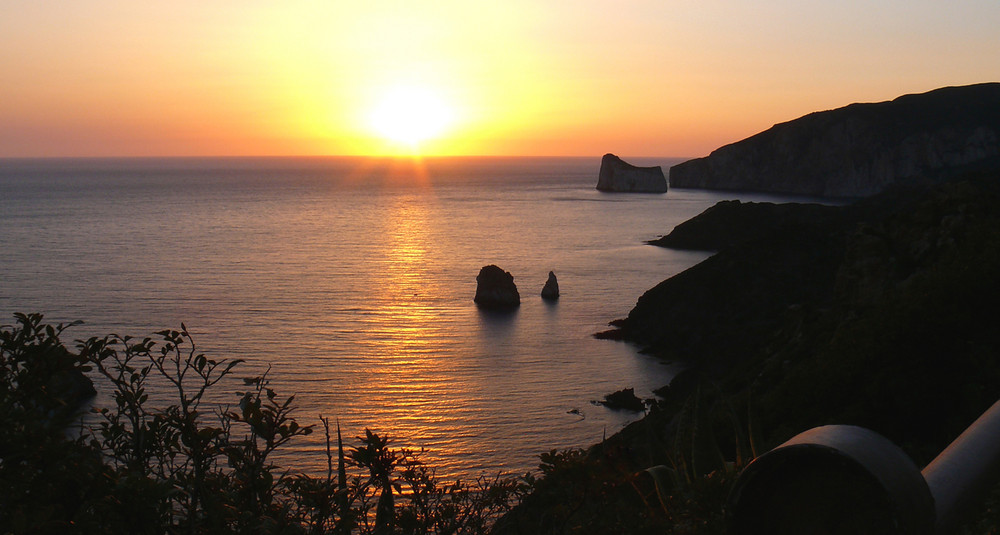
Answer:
[{"xmin": 1, "ymin": 313, "xmax": 524, "ymax": 534}]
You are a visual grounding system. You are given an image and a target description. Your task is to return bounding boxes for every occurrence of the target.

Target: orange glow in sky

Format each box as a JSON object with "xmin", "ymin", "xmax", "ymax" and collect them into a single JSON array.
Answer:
[{"xmin": 1, "ymin": 1, "xmax": 998, "ymax": 158}]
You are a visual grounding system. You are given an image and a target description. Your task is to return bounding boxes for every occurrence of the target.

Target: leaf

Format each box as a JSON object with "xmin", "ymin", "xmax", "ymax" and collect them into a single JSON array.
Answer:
[
  {"xmin": 747, "ymin": 392, "xmax": 764, "ymax": 460},
  {"xmin": 224, "ymin": 359, "xmax": 245, "ymax": 375},
  {"xmin": 644, "ymin": 465, "xmax": 678, "ymax": 511},
  {"xmin": 689, "ymin": 386, "xmax": 727, "ymax": 478}
]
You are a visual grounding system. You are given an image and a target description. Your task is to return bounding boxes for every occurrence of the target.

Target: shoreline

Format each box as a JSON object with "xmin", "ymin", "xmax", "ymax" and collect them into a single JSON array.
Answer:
[{"xmin": 497, "ymin": 168, "xmax": 1000, "ymax": 532}]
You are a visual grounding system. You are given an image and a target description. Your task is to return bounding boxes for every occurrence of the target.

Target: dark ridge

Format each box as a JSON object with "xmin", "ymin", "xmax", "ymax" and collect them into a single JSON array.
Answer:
[
  {"xmin": 613, "ymin": 171, "xmax": 1000, "ymax": 458},
  {"xmin": 669, "ymin": 83, "xmax": 1000, "ymax": 197}
]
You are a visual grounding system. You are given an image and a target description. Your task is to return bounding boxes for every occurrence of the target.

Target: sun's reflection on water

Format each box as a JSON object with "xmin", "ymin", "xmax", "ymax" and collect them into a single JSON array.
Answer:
[{"xmin": 347, "ymin": 193, "xmax": 475, "ymax": 468}]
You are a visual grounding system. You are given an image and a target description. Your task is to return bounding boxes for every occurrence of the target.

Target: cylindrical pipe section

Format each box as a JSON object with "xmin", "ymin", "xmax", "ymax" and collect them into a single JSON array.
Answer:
[
  {"xmin": 727, "ymin": 425, "xmax": 935, "ymax": 535},
  {"xmin": 922, "ymin": 399, "xmax": 1000, "ymax": 534}
]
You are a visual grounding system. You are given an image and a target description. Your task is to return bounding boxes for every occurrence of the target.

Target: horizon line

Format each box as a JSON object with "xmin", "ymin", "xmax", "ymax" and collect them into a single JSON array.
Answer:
[{"xmin": 0, "ymin": 153, "xmax": 695, "ymax": 161}]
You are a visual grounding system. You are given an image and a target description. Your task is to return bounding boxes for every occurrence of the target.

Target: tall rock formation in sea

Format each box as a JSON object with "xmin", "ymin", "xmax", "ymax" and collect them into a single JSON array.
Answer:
[
  {"xmin": 596, "ymin": 154, "xmax": 667, "ymax": 193},
  {"xmin": 669, "ymin": 83, "xmax": 1000, "ymax": 198},
  {"xmin": 541, "ymin": 271, "xmax": 559, "ymax": 301},
  {"xmin": 474, "ymin": 265, "xmax": 521, "ymax": 309}
]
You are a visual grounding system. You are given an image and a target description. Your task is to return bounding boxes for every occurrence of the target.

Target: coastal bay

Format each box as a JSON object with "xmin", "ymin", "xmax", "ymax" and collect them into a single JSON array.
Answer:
[{"xmin": 1, "ymin": 156, "xmax": 812, "ymax": 479}]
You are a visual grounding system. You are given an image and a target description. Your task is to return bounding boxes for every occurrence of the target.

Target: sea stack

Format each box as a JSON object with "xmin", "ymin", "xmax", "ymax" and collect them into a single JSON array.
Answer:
[
  {"xmin": 541, "ymin": 271, "xmax": 560, "ymax": 301},
  {"xmin": 474, "ymin": 265, "xmax": 520, "ymax": 309},
  {"xmin": 595, "ymin": 153, "xmax": 668, "ymax": 193}
]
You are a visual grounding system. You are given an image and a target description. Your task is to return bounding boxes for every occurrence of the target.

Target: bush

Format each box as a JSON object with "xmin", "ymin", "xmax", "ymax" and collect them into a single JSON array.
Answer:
[{"xmin": 1, "ymin": 313, "xmax": 523, "ymax": 534}]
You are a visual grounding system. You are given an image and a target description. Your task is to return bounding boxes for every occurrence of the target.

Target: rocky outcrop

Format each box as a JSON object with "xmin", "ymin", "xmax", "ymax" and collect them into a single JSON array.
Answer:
[
  {"xmin": 669, "ymin": 83, "xmax": 1000, "ymax": 198},
  {"xmin": 602, "ymin": 173, "xmax": 1000, "ymax": 438},
  {"xmin": 51, "ymin": 367, "xmax": 97, "ymax": 409},
  {"xmin": 596, "ymin": 154, "xmax": 667, "ymax": 193},
  {"xmin": 647, "ymin": 200, "xmax": 851, "ymax": 251},
  {"xmin": 541, "ymin": 271, "xmax": 559, "ymax": 301},
  {"xmin": 474, "ymin": 265, "xmax": 520, "ymax": 309},
  {"xmin": 607, "ymin": 202, "xmax": 853, "ymax": 374},
  {"xmin": 599, "ymin": 388, "xmax": 645, "ymax": 412}
]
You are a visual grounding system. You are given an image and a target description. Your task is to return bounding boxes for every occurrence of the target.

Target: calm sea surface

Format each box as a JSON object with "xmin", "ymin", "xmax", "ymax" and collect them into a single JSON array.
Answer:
[{"xmin": 0, "ymin": 156, "xmax": 798, "ymax": 479}]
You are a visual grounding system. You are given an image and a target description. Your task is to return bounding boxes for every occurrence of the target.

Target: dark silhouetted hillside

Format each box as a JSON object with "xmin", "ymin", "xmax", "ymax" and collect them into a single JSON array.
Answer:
[{"xmin": 670, "ymin": 83, "xmax": 1000, "ymax": 197}]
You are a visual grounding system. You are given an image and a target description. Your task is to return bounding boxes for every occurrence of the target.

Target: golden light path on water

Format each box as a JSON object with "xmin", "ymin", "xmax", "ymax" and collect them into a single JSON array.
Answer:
[
  {"xmin": 266, "ymin": 182, "xmax": 678, "ymax": 479},
  {"xmin": 0, "ymin": 157, "xmax": 828, "ymax": 482},
  {"xmin": 271, "ymin": 189, "xmax": 512, "ymax": 477},
  {"xmin": 362, "ymin": 196, "xmax": 460, "ymax": 438}
]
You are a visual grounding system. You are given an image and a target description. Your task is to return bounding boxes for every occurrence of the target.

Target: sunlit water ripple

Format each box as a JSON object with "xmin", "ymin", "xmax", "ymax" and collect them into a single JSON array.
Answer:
[{"xmin": 0, "ymin": 156, "xmax": 810, "ymax": 480}]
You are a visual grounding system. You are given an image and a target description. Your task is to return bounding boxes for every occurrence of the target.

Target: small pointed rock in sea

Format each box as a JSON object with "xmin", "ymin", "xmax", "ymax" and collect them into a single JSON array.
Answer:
[{"xmin": 541, "ymin": 271, "xmax": 559, "ymax": 300}]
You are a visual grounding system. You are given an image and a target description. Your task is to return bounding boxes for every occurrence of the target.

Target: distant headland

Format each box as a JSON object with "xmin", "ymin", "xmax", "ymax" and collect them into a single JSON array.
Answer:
[{"xmin": 670, "ymin": 83, "xmax": 1000, "ymax": 198}]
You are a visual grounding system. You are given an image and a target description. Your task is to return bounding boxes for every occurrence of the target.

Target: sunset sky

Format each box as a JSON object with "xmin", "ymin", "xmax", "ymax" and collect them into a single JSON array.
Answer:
[{"xmin": 2, "ymin": 1, "xmax": 998, "ymax": 158}]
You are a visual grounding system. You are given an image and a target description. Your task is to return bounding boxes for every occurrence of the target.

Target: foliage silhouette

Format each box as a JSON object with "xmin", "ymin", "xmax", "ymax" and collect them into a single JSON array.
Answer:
[{"xmin": 1, "ymin": 313, "xmax": 524, "ymax": 534}]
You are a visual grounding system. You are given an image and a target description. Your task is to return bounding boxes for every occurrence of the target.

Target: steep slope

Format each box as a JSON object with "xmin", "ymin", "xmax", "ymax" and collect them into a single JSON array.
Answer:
[
  {"xmin": 669, "ymin": 83, "xmax": 1000, "ymax": 197},
  {"xmin": 611, "ymin": 172, "xmax": 1000, "ymax": 457}
]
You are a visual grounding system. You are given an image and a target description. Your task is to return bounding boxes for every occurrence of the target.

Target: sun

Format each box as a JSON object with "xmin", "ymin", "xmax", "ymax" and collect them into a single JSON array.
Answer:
[{"xmin": 368, "ymin": 85, "xmax": 455, "ymax": 150}]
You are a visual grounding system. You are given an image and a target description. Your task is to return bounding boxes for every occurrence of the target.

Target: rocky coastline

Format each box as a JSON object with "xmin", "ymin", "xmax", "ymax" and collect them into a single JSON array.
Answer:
[
  {"xmin": 498, "ymin": 168, "xmax": 1000, "ymax": 533},
  {"xmin": 498, "ymin": 84, "xmax": 1000, "ymax": 531},
  {"xmin": 669, "ymin": 83, "xmax": 1000, "ymax": 197},
  {"xmin": 644, "ymin": 172, "xmax": 998, "ymax": 438}
]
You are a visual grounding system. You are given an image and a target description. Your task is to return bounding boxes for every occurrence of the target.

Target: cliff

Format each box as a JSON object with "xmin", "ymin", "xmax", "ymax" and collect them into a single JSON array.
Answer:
[
  {"xmin": 497, "ymin": 172, "xmax": 1000, "ymax": 533},
  {"xmin": 498, "ymin": 86, "xmax": 1000, "ymax": 533},
  {"xmin": 669, "ymin": 83, "xmax": 1000, "ymax": 198},
  {"xmin": 610, "ymin": 172, "xmax": 1000, "ymax": 454},
  {"xmin": 596, "ymin": 153, "xmax": 667, "ymax": 193}
]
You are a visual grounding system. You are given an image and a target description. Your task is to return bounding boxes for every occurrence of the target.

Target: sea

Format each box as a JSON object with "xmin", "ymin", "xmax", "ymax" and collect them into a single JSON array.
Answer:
[{"xmin": 0, "ymin": 156, "xmax": 799, "ymax": 480}]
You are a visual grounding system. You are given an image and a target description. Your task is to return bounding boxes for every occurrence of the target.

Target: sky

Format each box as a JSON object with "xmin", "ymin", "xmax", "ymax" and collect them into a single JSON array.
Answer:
[{"xmin": 1, "ymin": 0, "xmax": 998, "ymax": 158}]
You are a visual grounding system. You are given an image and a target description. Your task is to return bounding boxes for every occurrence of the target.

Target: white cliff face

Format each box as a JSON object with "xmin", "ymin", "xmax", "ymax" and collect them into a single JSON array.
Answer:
[
  {"xmin": 669, "ymin": 83, "xmax": 1000, "ymax": 198},
  {"xmin": 596, "ymin": 154, "xmax": 667, "ymax": 193}
]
